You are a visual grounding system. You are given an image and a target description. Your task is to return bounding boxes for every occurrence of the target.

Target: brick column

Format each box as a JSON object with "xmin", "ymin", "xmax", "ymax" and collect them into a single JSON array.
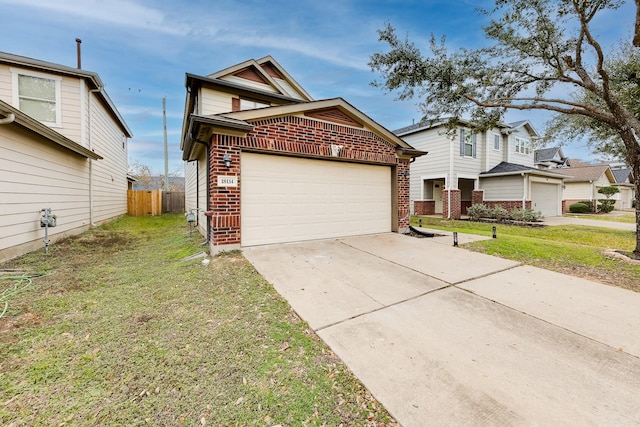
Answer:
[
  {"xmin": 472, "ymin": 190, "xmax": 484, "ymax": 205},
  {"xmin": 209, "ymin": 137, "xmax": 241, "ymax": 253},
  {"xmin": 442, "ymin": 189, "xmax": 462, "ymax": 220},
  {"xmin": 397, "ymin": 159, "xmax": 410, "ymax": 231}
]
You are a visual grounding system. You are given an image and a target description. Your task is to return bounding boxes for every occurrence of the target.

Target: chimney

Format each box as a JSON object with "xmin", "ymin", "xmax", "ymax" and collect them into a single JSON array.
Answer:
[{"xmin": 75, "ymin": 38, "xmax": 82, "ymax": 69}]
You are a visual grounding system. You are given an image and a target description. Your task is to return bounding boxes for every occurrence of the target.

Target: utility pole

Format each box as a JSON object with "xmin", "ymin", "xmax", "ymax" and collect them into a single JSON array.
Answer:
[{"xmin": 163, "ymin": 97, "xmax": 169, "ymax": 191}]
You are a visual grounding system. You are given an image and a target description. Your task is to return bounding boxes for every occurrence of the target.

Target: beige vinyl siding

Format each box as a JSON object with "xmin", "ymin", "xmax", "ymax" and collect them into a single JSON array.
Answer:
[
  {"xmin": 403, "ymin": 130, "xmax": 450, "ymax": 204},
  {"xmin": 55, "ymin": 76, "xmax": 82, "ymax": 142},
  {"xmin": 200, "ymin": 88, "xmax": 235, "ymax": 115},
  {"xmin": 480, "ymin": 175, "xmax": 525, "ymax": 200},
  {"xmin": 88, "ymin": 95, "xmax": 128, "ymax": 223},
  {"xmin": 563, "ymin": 182, "xmax": 593, "ymax": 200},
  {"xmin": 220, "ymin": 75, "xmax": 278, "ymax": 93},
  {"xmin": 185, "ymin": 160, "xmax": 197, "ymax": 212},
  {"xmin": 486, "ymin": 130, "xmax": 505, "ymax": 169},
  {"xmin": 507, "ymin": 127, "xmax": 534, "ymax": 167},
  {"xmin": 0, "ymin": 125, "xmax": 91, "ymax": 262},
  {"xmin": 454, "ymin": 127, "xmax": 483, "ymax": 176},
  {"xmin": 183, "ymin": 157, "xmax": 208, "ymax": 236},
  {"xmin": 0, "ymin": 64, "xmax": 11, "ymax": 104}
]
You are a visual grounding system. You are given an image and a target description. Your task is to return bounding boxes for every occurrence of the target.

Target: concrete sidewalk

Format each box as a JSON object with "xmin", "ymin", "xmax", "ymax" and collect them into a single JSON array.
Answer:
[
  {"xmin": 543, "ymin": 213, "xmax": 636, "ymax": 231},
  {"xmin": 244, "ymin": 233, "xmax": 640, "ymax": 426}
]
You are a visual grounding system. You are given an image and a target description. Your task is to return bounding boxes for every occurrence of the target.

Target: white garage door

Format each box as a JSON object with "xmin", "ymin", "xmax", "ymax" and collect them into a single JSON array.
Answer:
[
  {"xmin": 531, "ymin": 182, "xmax": 560, "ymax": 217},
  {"xmin": 241, "ymin": 153, "xmax": 392, "ymax": 246}
]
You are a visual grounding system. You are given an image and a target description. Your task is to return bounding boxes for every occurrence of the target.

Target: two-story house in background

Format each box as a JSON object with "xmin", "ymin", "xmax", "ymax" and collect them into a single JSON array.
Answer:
[
  {"xmin": 0, "ymin": 51, "xmax": 132, "ymax": 262},
  {"xmin": 395, "ymin": 119, "xmax": 566, "ymax": 218},
  {"xmin": 181, "ymin": 56, "xmax": 424, "ymax": 254}
]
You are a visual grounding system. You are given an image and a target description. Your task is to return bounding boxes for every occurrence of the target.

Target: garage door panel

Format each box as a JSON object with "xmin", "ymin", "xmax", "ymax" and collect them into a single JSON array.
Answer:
[
  {"xmin": 241, "ymin": 153, "xmax": 392, "ymax": 246},
  {"xmin": 531, "ymin": 182, "xmax": 560, "ymax": 218}
]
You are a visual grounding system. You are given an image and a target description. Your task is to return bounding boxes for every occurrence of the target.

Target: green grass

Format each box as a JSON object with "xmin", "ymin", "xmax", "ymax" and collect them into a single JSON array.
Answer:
[
  {"xmin": 565, "ymin": 213, "xmax": 636, "ymax": 223},
  {"xmin": 0, "ymin": 215, "xmax": 396, "ymax": 426},
  {"xmin": 412, "ymin": 216, "xmax": 640, "ymax": 292}
]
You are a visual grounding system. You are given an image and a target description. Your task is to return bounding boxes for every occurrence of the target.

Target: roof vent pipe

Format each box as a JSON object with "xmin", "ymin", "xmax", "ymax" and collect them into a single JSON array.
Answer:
[{"xmin": 75, "ymin": 38, "xmax": 82, "ymax": 69}]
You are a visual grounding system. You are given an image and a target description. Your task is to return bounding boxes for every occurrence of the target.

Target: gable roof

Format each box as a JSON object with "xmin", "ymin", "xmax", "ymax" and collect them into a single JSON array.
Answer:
[
  {"xmin": 479, "ymin": 161, "xmax": 568, "ymax": 179},
  {"xmin": 0, "ymin": 99, "xmax": 102, "ymax": 160},
  {"xmin": 534, "ymin": 147, "xmax": 566, "ymax": 163},
  {"xmin": 0, "ymin": 51, "xmax": 132, "ymax": 137},
  {"xmin": 223, "ymin": 97, "xmax": 415, "ymax": 148},
  {"xmin": 206, "ymin": 56, "xmax": 313, "ymax": 102},
  {"xmin": 507, "ymin": 120, "xmax": 539, "ymax": 136},
  {"xmin": 553, "ymin": 164, "xmax": 615, "ymax": 183},
  {"xmin": 182, "ymin": 98, "xmax": 425, "ymax": 161},
  {"xmin": 611, "ymin": 168, "xmax": 633, "ymax": 184},
  {"xmin": 394, "ymin": 118, "xmax": 539, "ymax": 138}
]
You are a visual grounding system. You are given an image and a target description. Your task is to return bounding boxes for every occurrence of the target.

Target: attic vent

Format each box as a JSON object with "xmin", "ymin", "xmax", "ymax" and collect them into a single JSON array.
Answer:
[
  {"xmin": 305, "ymin": 108, "xmax": 362, "ymax": 128},
  {"xmin": 234, "ymin": 67, "xmax": 268, "ymax": 84}
]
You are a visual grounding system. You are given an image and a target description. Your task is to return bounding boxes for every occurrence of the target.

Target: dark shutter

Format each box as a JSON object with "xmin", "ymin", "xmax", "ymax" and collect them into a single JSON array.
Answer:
[
  {"xmin": 459, "ymin": 129, "xmax": 465, "ymax": 156},
  {"xmin": 472, "ymin": 133, "xmax": 477, "ymax": 158},
  {"xmin": 232, "ymin": 98, "xmax": 240, "ymax": 112}
]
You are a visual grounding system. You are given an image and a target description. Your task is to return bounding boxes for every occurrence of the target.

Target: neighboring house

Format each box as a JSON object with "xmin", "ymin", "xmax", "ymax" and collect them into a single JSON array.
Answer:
[
  {"xmin": 534, "ymin": 146, "xmax": 569, "ymax": 169},
  {"xmin": 611, "ymin": 166, "xmax": 635, "ymax": 210},
  {"xmin": 554, "ymin": 164, "xmax": 617, "ymax": 212},
  {"xmin": 395, "ymin": 119, "xmax": 566, "ymax": 218},
  {"xmin": 181, "ymin": 56, "xmax": 424, "ymax": 254},
  {"xmin": 0, "ymin": 51, "xmax": 132, "ymax": 262}
]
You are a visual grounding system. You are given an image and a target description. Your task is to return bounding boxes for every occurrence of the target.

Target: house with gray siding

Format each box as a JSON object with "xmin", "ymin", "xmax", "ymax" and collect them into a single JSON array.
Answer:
[{"xmin": 395, "ymin": 119, "xmax": 566, "ymax": 218}]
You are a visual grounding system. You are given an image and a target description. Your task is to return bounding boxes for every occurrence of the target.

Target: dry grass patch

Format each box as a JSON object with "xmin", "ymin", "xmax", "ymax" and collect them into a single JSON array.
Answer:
[{"xmin": 1, "ymin": 215, "xmax": 397, "ymax": 426}]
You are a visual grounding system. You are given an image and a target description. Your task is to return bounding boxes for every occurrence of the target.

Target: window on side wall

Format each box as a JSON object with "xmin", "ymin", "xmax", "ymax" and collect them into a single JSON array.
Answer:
[
  {"xmin": 459, "ymin": 129, "xmax": 477, "ymax": 158},
  {"xmin": 514, "ymin": 137, "xmax": 531, "ymax": 155},
  {"xmin": 12, "ymin": 69, "xmax": 62, "ymax": 126},
  {"xmin": 493, "ymin": 133, "xmax": 501, "ymax": 151},
  {"xmin": 232, "ymin": 98, "xmax": 270, "ymax": 111}
]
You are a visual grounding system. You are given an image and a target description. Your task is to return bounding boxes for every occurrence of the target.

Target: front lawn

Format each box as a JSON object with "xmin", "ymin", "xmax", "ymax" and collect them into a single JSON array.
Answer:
[
  {"xmin": 411, "ymin": 216, "xmax": 640, "ymax": 292},
  {"xmin": 0, "ymin": 215, "xmax": 396, "ymax": 426}
]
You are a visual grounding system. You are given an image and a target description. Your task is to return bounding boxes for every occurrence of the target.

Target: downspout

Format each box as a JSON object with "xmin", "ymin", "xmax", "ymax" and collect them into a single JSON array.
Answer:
[
  {"xmin": 193, "ymin": 138, "xmax": 211, "ymax": 245},
  {"xmin": 0, "ymin": 113, "xmax": 15, "ymax": 125},
  {"xmin": 448, "ymin": 134, "xmax": 454, "ymax": 219},
  {"xmin": 522, "ymin": 173, "xmax": 527, "ymax": 209},
  {"xmin": 88, "ymin": 87, "xmax": 101, "ymax": 226}
]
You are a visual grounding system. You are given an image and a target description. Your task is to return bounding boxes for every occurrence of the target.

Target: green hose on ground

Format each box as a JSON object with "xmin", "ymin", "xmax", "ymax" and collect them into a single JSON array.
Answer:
[{"xmin": 0, "ymin": 275, "xmax": 35, "ymax": 319}]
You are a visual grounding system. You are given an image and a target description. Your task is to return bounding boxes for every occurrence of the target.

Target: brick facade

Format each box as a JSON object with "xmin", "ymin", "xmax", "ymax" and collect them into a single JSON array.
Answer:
[
  {"xmin": 442, "ymin": 189, "xmax": 462, "ymax": 219},
  {"xmin": 414, "ymin": 200, "xmax": 435, "ymax": 215},
  {"xmin": 470, "ymin": 190, "xmax": 531, "ymax": 212},
  {"xmin": 208, "ymin": 116, "xmax": 410, "ymax": 250}
]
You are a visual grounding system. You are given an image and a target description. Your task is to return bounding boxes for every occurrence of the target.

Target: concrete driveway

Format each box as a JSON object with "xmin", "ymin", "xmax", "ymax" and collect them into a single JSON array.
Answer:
[{"xmin": 244, "ymin": 233, "xmax": 640, "ymax": 426}]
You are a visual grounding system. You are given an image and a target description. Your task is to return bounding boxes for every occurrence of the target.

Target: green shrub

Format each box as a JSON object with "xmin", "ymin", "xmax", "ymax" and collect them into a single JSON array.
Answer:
[
  {"xmin": 510, "ymin": 208, "xmax": 542, "ymax": 222},
  {"xmin": 598, "ymin": 199, "xmax": 616, "ymax": 213},
  {"xmin": 570, "ymin": 202, "xmax": 590, "ymax": 213},
  {"xmin": 578, "ymin": 200, "xmax": 594, "ymax": 211},
  {"xmin": 467, "ymin": 204, "xmax": 489, "ymax": 220},
  {"xmin": 490, "ymin": 206, "xmax": 509, "ymax": 221}
]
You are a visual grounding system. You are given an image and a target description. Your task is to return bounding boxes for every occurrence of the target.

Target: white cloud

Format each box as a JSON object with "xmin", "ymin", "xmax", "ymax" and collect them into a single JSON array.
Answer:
[{"xmin": 0, "ymin": 0, "xmax": 190, "ymax": 35}]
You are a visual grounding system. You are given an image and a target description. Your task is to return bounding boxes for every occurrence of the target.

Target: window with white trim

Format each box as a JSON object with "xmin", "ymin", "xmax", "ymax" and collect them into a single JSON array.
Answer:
[
  {"xmin": 493, "ymin": 133, "xmax": 501, "ymax": 151},
  {"xmin": 514, "ymin": 136, "xmax": 531, "ymax": 155},
  {"xmin": 459, "ymin": 129, "xmax": 477, "ymax": 158},
  {"xmin": 12, "ymin": 69, "xmax": 62, "ymax": 126},
  {"xmin": 240, "ymin": 98, "xmax": 270, "ymax": 110}
]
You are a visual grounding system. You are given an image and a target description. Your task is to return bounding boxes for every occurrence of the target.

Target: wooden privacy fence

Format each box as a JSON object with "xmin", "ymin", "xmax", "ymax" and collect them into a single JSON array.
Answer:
[
  {"xmin": 128, "ymin": 190, "xmax": 186, "ymax": 216},
  {"xmin": 162, "ymin": 191, "xmax": 185, "ymax": 214}
]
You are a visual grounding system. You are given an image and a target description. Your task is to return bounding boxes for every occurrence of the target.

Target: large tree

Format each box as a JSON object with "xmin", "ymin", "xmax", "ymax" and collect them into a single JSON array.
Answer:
[{"xmin": 370, "ymin": 0, "xmax": 640, "ymax": 257}]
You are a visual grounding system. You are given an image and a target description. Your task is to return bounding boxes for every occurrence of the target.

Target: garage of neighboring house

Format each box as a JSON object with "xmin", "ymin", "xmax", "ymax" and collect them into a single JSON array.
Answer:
[
  {"xmin": 530, "ymin": 181, "xmax": 562, "ymax": 218},
  {"xmin": 479, "ymin": 162, "xmax": 566, "ymax": 217},
  {"xmin": 182, "ymin": 98, "xmax": 424, "ymax": 253}
]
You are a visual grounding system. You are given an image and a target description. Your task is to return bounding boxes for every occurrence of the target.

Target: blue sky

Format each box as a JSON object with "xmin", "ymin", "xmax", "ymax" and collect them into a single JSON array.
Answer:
[{"xmin": 0, "ymin": 0, "xmax": 635, "ymax": 174}]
